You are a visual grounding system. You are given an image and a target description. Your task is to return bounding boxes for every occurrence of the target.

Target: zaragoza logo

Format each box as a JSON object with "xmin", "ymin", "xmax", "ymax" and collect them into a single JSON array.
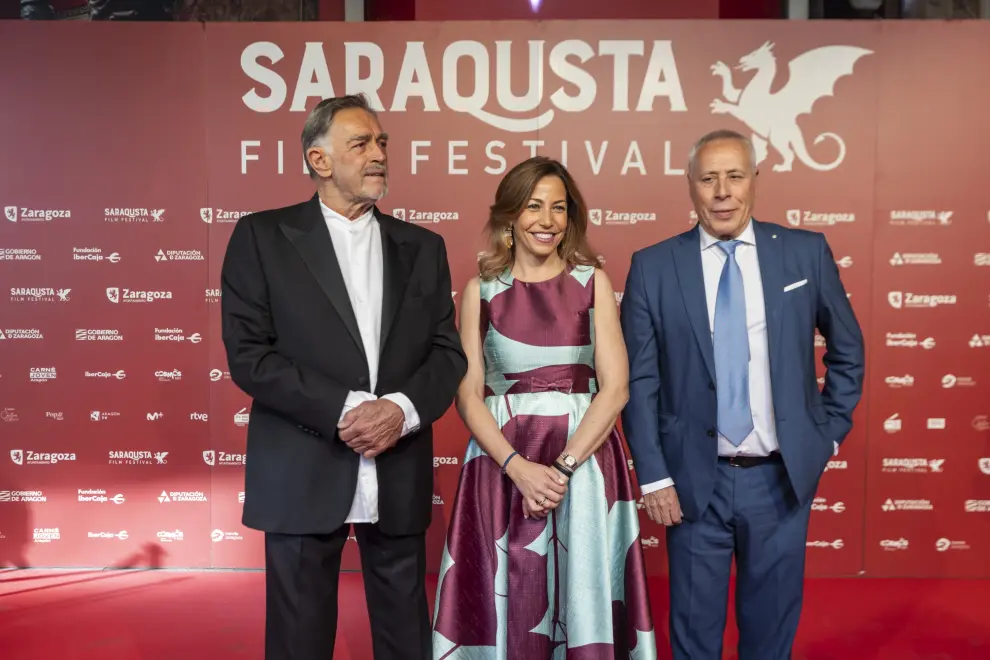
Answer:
[{"xmin": 709, "ymin": 41, "xmax": 872, "ymax": 172}]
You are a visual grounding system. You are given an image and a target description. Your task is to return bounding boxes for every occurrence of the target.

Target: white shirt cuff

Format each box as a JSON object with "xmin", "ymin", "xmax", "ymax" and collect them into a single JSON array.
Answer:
[
  {"xmin": 639, "ymin": 478, "xmax": 674, "ymax": 494},
  {"xmin": 340, "ymin": 390, "xmax": 377, "ymax": 422},
  {"xmin": 380, "ymin": 392, "xmax": 421, "ymax": 437}
]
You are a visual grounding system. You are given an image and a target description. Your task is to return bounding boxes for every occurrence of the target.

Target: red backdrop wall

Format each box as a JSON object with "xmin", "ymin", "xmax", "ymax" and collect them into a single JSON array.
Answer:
[
  {"xmin": 1, "ymin": 20, "xmax": 988, "ymax": 578},
  {"xmin": 355, "ymin": 0, "xmax": 778, "ymax": 21},
  {"xmin": 413, "ymin": 0, "xmax": 719, "ymax": 20}
]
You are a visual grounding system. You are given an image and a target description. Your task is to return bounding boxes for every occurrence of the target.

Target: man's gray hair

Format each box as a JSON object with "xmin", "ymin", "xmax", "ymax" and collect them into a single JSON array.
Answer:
[
  {"xmin": 687, "ymin": 129, "xmax": 758, "ymax": 175},
  {"xmin": 301, "ymin": 94, "xmax": 378, "ymax": 179}
]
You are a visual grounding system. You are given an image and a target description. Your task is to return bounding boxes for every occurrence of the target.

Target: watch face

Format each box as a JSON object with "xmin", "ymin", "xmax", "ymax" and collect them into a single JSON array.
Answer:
[{"xmin": 563, "ymin": 455, "xmax": 576, "ymax": 467}]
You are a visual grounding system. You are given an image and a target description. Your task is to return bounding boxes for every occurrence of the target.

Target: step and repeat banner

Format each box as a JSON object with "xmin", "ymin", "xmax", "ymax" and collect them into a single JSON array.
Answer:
[{"xmin": 1, "ymin": 20, "xmax": 988, "ymax": 577}]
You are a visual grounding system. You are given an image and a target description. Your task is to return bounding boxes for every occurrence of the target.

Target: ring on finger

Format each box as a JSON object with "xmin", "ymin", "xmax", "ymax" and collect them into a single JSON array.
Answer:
[{"xmin": 539, "ymin": 496, "xmax": 548, "ymax": 506}]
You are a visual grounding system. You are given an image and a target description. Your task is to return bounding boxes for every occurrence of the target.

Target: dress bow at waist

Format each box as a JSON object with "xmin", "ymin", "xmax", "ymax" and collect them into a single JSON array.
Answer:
[{"xmin": 529, "ymin": 377, "xmax": 574, "ymax": 394}]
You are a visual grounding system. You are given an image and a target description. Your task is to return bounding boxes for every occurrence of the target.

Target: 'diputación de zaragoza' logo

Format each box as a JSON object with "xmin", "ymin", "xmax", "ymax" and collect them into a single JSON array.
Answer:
[
  {"xmin": 0, "ymin": 328, "xmax": 43, "ymax": 341},
  {"xmin": 158, "ymin": 490, "xmax": 207, "ymax": 503},
  {"xmin": 106, "ymin": 287, "xmax": 173, "ymax": 304},
  {"xmin": 4, "ymin": 206, "xmax": 71, "ymax": 222},
  {"xmin": 155, "ymin": 249, "xmax": 205, "ymax": 262},
  {"xmin": 239, "ymin": 39, "xmax": 870, "ymax": 173}
]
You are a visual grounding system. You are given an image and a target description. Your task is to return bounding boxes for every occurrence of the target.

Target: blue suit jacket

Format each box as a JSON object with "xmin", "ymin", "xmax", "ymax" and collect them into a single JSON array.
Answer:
[{"xmin": 619, "ymin": 219, "xmax": 865, "ymax": 521}]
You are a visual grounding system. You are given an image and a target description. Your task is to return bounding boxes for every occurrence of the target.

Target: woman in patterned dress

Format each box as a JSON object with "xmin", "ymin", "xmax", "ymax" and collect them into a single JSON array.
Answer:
[{"xmin": 431, "ymin": 157, "xmax": 657, "ymax": 659}]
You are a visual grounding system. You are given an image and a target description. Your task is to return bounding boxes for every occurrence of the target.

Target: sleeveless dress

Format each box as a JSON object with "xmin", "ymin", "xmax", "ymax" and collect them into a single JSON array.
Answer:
[{"xmin": 431, "ymin": 264, "xmax": 657, "ymax": 659}]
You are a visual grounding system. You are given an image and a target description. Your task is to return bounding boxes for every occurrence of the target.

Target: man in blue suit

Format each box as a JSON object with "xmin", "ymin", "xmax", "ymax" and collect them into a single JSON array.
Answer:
[{"xmin": 620, "ymin": 129, "xmax": 864, "ymax": 659}]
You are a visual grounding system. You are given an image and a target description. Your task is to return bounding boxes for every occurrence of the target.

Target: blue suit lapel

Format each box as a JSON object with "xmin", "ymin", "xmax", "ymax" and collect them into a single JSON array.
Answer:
[
  {"xmin": 752, "ymin": 219, "xmax": 785, "ymax": 376},
  {"xmin": 673, "ymin": 225, "xmax": 716, "ymax": 384}
]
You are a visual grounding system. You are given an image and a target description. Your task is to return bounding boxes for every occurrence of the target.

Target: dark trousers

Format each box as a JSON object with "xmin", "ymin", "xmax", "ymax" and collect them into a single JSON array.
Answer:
[
  {"xmin": 264, "ymin": 523, "xmax": 431, "ymax": 660},
  {"xmin": 666, "ymin": 459, "xmax": 813, "ymax": 660}
]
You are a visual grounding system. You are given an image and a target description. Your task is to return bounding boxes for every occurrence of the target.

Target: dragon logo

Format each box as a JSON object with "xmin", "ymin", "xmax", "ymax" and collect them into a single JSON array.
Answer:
[{"xmin": 709, "ymin": 41, "xmax": 872, "ymax": 172}]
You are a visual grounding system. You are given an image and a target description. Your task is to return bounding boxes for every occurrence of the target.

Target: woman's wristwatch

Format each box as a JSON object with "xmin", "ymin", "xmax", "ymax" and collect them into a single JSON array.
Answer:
[{"xmin": 552, "ymin": 453, "xmax": 577, "ymax": 478}]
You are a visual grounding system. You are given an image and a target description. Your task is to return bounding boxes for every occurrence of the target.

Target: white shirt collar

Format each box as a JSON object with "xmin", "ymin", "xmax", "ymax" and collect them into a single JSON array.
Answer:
[
  {"xmin": 699, "ymin": 218, "xmax": 756, "ymax": 251},
  {"xmin": 319, "ymin": 199, "xmax": 375, "ymax": 233}
]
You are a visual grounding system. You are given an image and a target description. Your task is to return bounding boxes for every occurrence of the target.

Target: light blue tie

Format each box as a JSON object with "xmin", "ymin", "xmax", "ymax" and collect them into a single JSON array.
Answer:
[{"xmin": 713, "ymin": 240, "xmax": 754, "ymax": 446}]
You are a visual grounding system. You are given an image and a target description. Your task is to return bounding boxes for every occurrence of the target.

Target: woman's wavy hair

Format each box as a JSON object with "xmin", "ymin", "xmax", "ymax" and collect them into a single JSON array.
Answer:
[{"xmin": 478, "ymin": 156, "xmax": 598, "ymax": 280}]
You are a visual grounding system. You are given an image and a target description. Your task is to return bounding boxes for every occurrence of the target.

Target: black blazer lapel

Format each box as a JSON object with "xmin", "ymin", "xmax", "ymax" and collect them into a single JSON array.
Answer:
[
  {"xmin": 376, "ymin": 208, "xmax": 415, "ymax": 356},
  {"xmin": 673, "ymin": 225, "xmax": 716, "ymax": 384},
  {"xmin": 752, "ymin": 219, "xmax": 785, "ymax": 378},
  {"xmin": 280, "ymin": 195, "xmax": 368, "ymax": 366}
]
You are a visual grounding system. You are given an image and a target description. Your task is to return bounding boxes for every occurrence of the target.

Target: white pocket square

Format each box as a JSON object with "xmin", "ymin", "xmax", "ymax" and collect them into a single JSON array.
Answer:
[{"xmin": 783, "ymin": 279, "xmax": 808, "ymax": 292}]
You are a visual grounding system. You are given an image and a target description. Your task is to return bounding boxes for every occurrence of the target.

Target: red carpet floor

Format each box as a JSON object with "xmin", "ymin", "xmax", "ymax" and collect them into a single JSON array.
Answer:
[{"xmin": 0, "ymin": 569, "xmax": 987, "ymax": 659}]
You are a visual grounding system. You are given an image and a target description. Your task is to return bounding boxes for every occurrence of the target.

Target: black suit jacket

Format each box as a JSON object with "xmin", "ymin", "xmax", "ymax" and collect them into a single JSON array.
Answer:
[{"xmin": 220, "ymin": 194, "xmax": 467, "ymax": 537}]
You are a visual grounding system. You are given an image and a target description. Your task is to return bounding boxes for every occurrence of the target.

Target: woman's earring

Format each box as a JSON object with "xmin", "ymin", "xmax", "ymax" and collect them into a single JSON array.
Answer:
[{"xmin": 504, "ymin": 228, "xmax": 514, "ymax": 249}]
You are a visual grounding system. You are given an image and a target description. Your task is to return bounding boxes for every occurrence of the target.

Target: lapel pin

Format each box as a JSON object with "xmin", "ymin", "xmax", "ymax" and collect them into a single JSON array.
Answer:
[{"xmin": 772, "ymin": 234, "xmax": 777, "ymax": 239}]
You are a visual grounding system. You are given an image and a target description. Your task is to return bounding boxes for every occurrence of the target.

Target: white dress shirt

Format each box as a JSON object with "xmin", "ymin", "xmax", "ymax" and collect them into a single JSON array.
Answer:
[
  {"xmin": 640, "ymin": 220, "xmax": 836, "ymax": 496},
  {"xmin": 320, "ymin": 200, "xmax": 421, "ymax": 524}
]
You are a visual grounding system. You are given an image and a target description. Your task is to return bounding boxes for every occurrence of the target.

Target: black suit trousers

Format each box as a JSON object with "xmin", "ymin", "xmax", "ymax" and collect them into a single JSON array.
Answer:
[{"xmin": 265, "ymin": 524, "xmax": 431, "ymax": 660}]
